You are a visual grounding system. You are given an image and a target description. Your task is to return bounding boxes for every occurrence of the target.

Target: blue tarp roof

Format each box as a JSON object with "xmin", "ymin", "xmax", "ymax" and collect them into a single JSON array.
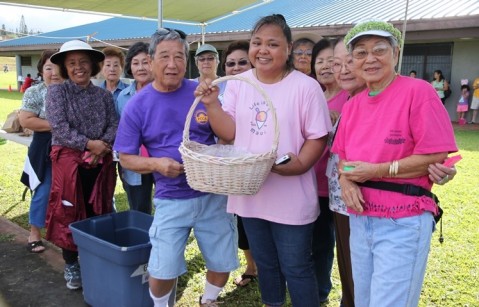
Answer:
[{"xmin": 1, "ymin": 0, "xmax": 478, "ymax": 47}]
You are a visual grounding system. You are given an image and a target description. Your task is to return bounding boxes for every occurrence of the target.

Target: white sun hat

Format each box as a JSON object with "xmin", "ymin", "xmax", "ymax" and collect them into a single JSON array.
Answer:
[
  {"xmin": 50, "ymin": 40, "xmax": 105, "ymax": 64},
  {"xmin": 345, "ymin": 21, "xmax": 403, "ymax": 47}
]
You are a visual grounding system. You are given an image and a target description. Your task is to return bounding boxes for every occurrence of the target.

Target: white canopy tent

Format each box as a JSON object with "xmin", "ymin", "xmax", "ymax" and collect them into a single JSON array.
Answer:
[{"xmin": 0, "ymin": 0, "xmax": 273, "ymax": 43}]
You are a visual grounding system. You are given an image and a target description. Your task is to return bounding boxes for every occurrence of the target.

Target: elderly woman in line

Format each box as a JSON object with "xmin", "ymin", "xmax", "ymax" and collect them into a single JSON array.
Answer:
[
  {"xmin": 19, "ymin": 50, "xmax": 63, "ymax": 254},
  {"xmin": 331, "ymin": 21, "xmax": 457, "ymax": 307},
  {"xmin": 46, "ymin": 40, "xmax": 118, "ymax": 290},
  {"xmin": 115, "ymin": 42, "xmax": 154, "ymax": 214},
  {"xmin": 193, "ymin": 43, "xmax": 226, "ymax": 101},
  {"xmin": 329, "ymin": 36, "xmax": 459, "ymax": 307},
  {"xmin": 99, "ymin": 46, "xmax": 128, "ymax": 101},
  {"xmin": 292, "ymin": 37, "xmax": 316, "ymax": 77}
]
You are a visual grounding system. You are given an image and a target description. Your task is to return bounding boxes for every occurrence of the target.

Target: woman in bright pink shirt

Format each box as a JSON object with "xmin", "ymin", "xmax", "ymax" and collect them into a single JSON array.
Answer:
[{"xmin": 332, "ymin": 21, "xmax": 457, "ymax": 307}]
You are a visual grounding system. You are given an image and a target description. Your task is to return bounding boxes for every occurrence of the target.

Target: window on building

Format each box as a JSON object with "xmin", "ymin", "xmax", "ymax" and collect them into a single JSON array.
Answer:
[
  {"xmin": 20, "ymin": 56, "xmax": 32, "ymax": 66},
  {"xmin": 401, "ymin": 43, "xmax": 453, "ymax": 82}
]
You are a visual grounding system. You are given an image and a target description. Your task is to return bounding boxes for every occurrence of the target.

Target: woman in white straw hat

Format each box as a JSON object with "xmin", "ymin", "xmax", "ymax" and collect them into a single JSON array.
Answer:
[{"xmin": 45, "ymin": 40, "xmax": 118, "ymax": 290}]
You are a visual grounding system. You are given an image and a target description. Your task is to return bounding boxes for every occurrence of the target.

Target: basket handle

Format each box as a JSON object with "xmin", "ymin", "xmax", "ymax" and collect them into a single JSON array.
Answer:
[{"xmin": 182, "ymin": 75, "xmax": 279, "ymax": 153}]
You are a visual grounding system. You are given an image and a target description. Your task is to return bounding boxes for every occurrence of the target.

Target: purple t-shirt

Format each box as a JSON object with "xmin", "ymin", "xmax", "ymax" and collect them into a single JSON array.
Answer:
[{"xmin": 114, "ymin": 79, "xmax": 215, "ymax": 199}]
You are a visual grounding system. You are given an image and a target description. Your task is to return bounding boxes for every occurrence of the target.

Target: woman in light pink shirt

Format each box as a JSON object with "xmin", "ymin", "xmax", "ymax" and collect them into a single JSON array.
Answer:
[{"xmin": 196, "ymin": 14, "xmax": 331, "ymax": 307}]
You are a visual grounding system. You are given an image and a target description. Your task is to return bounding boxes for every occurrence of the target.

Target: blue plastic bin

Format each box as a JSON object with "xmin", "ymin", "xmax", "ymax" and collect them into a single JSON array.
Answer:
[{"xmin": 70, "ymin": 210, "xmax": 153, "ymax": 307}]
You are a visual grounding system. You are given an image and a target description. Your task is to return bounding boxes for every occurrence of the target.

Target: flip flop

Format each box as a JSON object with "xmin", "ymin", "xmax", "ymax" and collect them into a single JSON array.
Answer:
[
  {"xmin": 26, "ymin": 240, "xmax": 46, "ymax": 253},
  {"xmin": 234, "ymin": 274, "xmax": 257, "ymax": 287}
]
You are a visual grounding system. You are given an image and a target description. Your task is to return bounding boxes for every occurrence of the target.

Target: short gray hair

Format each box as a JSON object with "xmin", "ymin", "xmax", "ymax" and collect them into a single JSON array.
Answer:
[{"xmin": 149, "ymin": 29, "xmax": 189, "ymax": 59}]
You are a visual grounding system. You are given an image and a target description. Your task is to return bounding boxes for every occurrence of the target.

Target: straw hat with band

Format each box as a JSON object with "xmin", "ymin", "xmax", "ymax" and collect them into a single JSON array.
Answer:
[
  {"xmin": 345, "ymin": 21, "xmax": 403, "ymax": 49},
  {"xmin": 50, "ymin": 40, "xmax": 105, "ymax": 64}
]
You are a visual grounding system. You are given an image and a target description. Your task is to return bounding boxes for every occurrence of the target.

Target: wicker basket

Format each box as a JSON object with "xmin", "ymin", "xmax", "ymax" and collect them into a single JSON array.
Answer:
[{"xmin": 179, "ymin": 75, "xmax": 279, "ymax": 195}]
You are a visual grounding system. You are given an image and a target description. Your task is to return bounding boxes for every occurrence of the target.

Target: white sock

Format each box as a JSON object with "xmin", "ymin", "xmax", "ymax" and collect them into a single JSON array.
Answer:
[
  {"xmin": 149, "ymin": 288, "xmax": 172, "ymax": 307},
  {"xmin": 201, "ymin": 280, "xmax": 223, "ymax": 303}
]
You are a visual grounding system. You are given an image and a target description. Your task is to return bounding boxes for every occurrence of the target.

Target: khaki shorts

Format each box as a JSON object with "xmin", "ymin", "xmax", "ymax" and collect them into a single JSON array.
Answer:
[{"xmin": 471, "ymin": 97, "xmax": 479, "ymax": 110}]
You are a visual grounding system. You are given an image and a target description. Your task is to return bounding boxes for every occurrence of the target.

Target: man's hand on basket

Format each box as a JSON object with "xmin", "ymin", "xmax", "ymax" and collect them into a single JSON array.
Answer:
[
  {"xmin": 194, "ymin": 78, "xmax": 221, "ymax": 107},
  {"xmin": 154, "ymin": 157, "xmax": 184, "ymax": 178}
]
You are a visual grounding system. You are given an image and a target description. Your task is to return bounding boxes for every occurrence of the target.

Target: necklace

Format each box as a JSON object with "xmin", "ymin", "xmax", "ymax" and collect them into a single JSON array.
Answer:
[
  {"xmin": 369, "ymin": 73, "xmax": 397, "ymax": 95},
  {"xmin": 255, "ymin": 68, "xmax": 290, "ymax": 84}
]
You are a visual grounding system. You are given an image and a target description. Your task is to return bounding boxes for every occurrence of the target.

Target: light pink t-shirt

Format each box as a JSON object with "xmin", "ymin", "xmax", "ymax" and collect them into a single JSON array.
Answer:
[
  {"xmin": 315, "ymin": 89, "xmax": 349, "ymax": 197},
  {"xmin": 332, "ymin": 75, "xmax": 457, "ymax": 218},
  {"xmin": 223, "ymin": 69, "xmax": 331, "ymax": 225}
]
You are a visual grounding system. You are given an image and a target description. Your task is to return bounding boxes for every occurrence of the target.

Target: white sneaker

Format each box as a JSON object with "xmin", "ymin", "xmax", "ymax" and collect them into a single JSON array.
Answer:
[
  {"xmin": 199, "ymin": 296, "xmax": 222, "ymax": 306},
  {"xmin": 64, "ymin": 262, "xmax": 82, "ymax": 290}
]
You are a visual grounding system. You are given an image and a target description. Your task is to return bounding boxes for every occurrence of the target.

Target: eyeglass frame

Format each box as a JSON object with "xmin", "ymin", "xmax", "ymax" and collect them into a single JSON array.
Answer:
[
  {"xmin": 351, "ymin": 44, "xmax": 391, "ymax": 60},
  {"xmin": 196, "ymin": 55, "xmax": 217, "ymax": 63},
  {"xmin": 331, "ymin": 57, "xmax": 354, "ymax": 73},
  {"xmin": 225, "ymin": 59, "xmax": 250, "ymax": 68},
  {"xmin": 293, "ymin": 49, "xmax": 313, "ymax": 57}
]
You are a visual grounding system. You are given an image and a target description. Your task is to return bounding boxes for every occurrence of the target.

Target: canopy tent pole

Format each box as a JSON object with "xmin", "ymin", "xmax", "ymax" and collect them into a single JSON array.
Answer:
[
  {"xmin": 158, "ymin": 0, "xmax": 163, "ymax": 29},
  {"xmin": 201, "ymin": 24, "xmax": 206, "ymax": 44},
  {"xmin": 397, "ymin": 0, "xmax": 409, "ymax": 74}
]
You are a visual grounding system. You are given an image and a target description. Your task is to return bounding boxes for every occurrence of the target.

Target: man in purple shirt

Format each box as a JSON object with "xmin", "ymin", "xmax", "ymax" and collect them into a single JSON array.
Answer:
[{"xmin": 114, "ymin": 29, "xmax": 238, "ymax": 307}]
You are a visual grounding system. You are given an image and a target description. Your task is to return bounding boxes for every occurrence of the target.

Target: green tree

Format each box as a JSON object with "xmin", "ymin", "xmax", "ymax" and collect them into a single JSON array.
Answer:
[
  {"xmin": 0, "ymin": 24, "xmax": 6, "ymax": 36},
  {"xmin": 19, "ymin": 15, "xmax": 27, "ymax": 36}
]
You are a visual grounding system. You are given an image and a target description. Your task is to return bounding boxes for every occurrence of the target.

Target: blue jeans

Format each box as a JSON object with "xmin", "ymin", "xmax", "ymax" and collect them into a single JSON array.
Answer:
[
  {"xmin": 242, "ymin": 217, "xmax": 319, "ymax": 307},
  {"xmin": 29, "ymin": 163, "xmax": 52, "ymax": 228},
  {"xmin": 350, "ymin": 212, "xmax": 434, "ymax": 307},
  {"xmin": 123, "ymin": 176, "xmax": 154, "ymax": 214},
  {"xmin": 312, "ymin": 197, "xmax": 335, "ymax": 302}
]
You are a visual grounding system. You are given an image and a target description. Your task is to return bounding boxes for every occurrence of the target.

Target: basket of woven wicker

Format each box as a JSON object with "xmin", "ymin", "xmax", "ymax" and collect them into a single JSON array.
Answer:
[{"xmin": 179, "ymin": 75, "xmax": 279, "ymax": 195}]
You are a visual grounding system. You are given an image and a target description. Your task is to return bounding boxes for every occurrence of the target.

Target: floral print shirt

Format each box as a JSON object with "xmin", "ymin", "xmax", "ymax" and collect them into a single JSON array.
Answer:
[
  {"xmin": 46, "ymin": 79, "xmax": 118, "ymax": 151},
  {"xmin": 326, "ymin": 115, "xmax": 348, "ymax": 215},
  {"xmin": 21, "ymin": 82, "xmax": 47, "ymax": 119}
]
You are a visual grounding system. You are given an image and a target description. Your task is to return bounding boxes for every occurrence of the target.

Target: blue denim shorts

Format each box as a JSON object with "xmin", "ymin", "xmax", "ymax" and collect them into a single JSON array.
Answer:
[{"xmin": 148, "ymin": 194, "xmax": 238, "ymax": 279}]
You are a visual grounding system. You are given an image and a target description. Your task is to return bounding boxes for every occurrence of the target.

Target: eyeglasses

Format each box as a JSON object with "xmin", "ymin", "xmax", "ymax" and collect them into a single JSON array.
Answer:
[
  {"xmin": 351, "ymin": 45, "xmax": 390, "ymax": 59},
  {"xmin": 293, "ymin": 49, "xmax": 313, "ymax": 57},
  {"xmin": 197, "ymin": 56, "xmax": 216, "ymax": 63},
  {"xmin": 155, "ymin": 27, "xmax": 187, "ymax": 40},
  {"xmin": 331, "ymin": 58, "xmax": 354, "ymax": 73},
  {"xmin": 225, "ymin": 60, "xmax": 249, "ymax": 68}
]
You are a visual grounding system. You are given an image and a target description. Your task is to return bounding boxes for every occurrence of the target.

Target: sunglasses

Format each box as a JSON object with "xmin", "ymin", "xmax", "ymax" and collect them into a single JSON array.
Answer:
[
  {"xmin": 225, "ymin": 59, "xmax": 249, "ymax": 68},
  {"xmin": 197, "ymin": 56, "xmax": 216, "ymax": 63},
  {"xmin": 155, "ymin": 27, "xmax": 187, "ymax": 40}
]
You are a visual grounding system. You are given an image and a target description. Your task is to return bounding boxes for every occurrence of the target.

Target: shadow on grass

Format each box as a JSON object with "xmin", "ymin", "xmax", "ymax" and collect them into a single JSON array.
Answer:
[
  {"xmin": 220, "ymin": 283, "xmax": 263, "ymax": 306},
  {"xmin": 176, "ymin": 236, "xmax": 205, "ymax": 302},
  {"xmin": 453, "ymin": 129, "xmax": 479, "ymax": 152},
  {"xmin": 2, "ymin": 201, "xmax": 28, "ymax": 216}
]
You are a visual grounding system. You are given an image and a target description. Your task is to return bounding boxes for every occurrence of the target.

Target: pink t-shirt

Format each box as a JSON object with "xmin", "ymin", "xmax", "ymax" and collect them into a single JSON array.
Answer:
[
  {"xmin": 315, "ymin": 89, "xmax": 349, "ymax": 197},
  {"xmin": 331, "ymin": 75, "xmax": 457, "ymax": 218},
  {"xmin": 223, "ymin": 69, "xmax": 332, "ymax": 225}
]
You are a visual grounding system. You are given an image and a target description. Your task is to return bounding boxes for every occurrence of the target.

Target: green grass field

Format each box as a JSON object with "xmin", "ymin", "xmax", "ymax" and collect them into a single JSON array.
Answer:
[
  {"xmin": 0, "ymin": 56, "xmax": 18, "ymax": 91},
  {"xmin": 0, "ymin": 90, "xmax": 478, "ymax": 306}
]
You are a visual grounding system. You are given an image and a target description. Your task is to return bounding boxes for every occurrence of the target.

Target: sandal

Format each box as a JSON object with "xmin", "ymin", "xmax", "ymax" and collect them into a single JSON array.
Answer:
[
  {"xmin": 26, "ymin": 240, "xmax": 46, "ymax": 253},
  {"xmin": 234, "ymin": 274, "xmax": 257, "ymax": 287}
]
